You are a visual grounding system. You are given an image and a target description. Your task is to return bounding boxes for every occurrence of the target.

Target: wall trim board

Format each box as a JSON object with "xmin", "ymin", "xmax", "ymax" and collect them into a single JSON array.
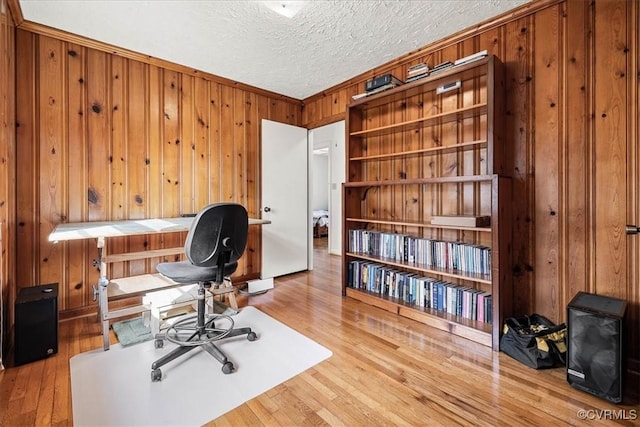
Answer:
[
  {"xmin": 6, "ymin": 0, "xmax": 22, "ymax": 26},
  {"xmin": 302, "ymin": 0, "xmax": 562, "ymax": 105},
  {"xmin": 16, "ymin": 20, "xmax": 303, "ymax": 106}
]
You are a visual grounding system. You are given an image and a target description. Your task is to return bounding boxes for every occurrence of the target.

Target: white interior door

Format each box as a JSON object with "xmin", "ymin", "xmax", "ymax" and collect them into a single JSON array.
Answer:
[{"xmin": 261, "ymin": 119, "xmax": 308, "ymax": 278}]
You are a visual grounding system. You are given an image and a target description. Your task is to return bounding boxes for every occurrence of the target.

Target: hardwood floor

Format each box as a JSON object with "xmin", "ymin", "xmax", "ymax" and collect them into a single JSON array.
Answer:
[{"xmin": 1, "ymin": 238, "xmax": 638, "ymax": 426}]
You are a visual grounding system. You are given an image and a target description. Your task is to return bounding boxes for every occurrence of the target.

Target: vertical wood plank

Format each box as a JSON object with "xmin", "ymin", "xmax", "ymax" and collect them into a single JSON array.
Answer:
[
  {"xmin": 593, "ymin": 0, "xmax": 627, "ymax": 300},
  {"xmin": 193, "ymin": 77, "xmax": 210, "ymax": 211},
  {"xmin": 109, "ymin": 55, "xmax": 127, "ymax": 279},
  {"xmin": 161, "ymin": 70, "xmax": 182, "ymax": 256},
  {"xmin": 15, "ymin": 30, "xmax": 37, "ymax": 287},
  {"xmin": 503, "ymin": 16, "xmax": 535, "ymax": 316},
  {"xmin": 220, "ymin": 85, "xmax": 235, "ymax": 202},
  {"xmin": 180, "ymin": 74, "xmax": 195, "ymax": 214},
  {"xmin": 245, "ymin": 91, "xmax": 258, "ymax": 276},
  {"xmin": 127, "ymin": 60, "xmax": 149, "ymax": 276},
  {"xmin": 209, "ymin": 83, "xmax": 222, "ymax": 202},
  {"xmin": 38, "ymin": 36, "xmax": 65, "ymax": 298},
  {"xmin": 533, "ymin": 5, "xmax": 562, "ymax": 320},
  {"xmin": 147, "ymin": 65, "xmax": 163, "ymax": 271},
  {"xmin": 564, "ymin": 0, "xmax": 589, "ymax": 306},
  {"xmin": 65, "ymin": 43, "xmax": 88, "ymax": 309}
]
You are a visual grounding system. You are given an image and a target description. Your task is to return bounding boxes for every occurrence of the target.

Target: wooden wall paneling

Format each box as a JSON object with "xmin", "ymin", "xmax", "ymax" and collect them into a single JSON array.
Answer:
[
  {"xmin": 533, "ymin": 4, "xmax": 562, "ymax": 321},
  {"xmin": 208, "ymin": 82, "xmax": 222, "ymax": 203},
  {"xmin": 109, "ymin": 55, "xmax": 127, "ymax": 280},
  {"xmin": 254, "ymin": 94, "xmax": 273, "ymax": 277},
  {"xmin": 219, "ymin": 85, "xmax": 235, "ymax": 204},
  {"xmin": 66, "ymin": 42, "xmax": 88, "ymax": 309},
  {"xmin": 233, "ymin": 88, "xmax": 247, "ymax": 275},
  {"xmin": 13, "ymin": 30, "xmax": 303, "ymax": 317},
  {"xmin": 160, "ymin": 69, "xmax": 182, "ymax": 259},
  {"xmin": 593, "ymin": 0, "xmax": 627, "ymax": 300},
  {"xmin": 86, "ymin": 49, "xmax": 110, "ymax": 222},
  {"xmin": 503, "ymin": 16, "xmax": 535, "ymax": 316},
  {"xmin": 126, "ymin": 60, "xmax": 149, "ymax": 277},
  {"xmin": 244, "ymin": 91, "xmax": 258, "ymax": 276},
  {"xmin": 146, "ymin": 64, "xmax": 163, "ymax": 272},
  {"xmin": 631, "ymin": 0, "xmax": 640, "ymax": 376},
  {"xmin": 626, "ymin": 0, "xmax": 640, "ymax": 377},
  {"xmin": 332, "ymin": 90, "xmax": 346, "ymax": 117},
  {"xmin": 38, "ymin": 36, "xmax": 65, "ymax": 301},
  {"xmin": 192, "ymin": 77, "xmax": 210, "ymax": 212},
  {"xmin": 0, "ymin": 0, "xmax": 17, "ymax": 363},
  {"xmin": 15, "ymin": 30, "xmax": 36, "ymax": 288},
  {"xmin": 85, "ymin": 49, "xmax": 112, "ymax": 302},
  {"xmin": 180, "ymin": 73, "xmax": 195, "ymax": 215},
  {"xmin": 563, "ymin": 0, "xmax": 590, "ymax": 311}
]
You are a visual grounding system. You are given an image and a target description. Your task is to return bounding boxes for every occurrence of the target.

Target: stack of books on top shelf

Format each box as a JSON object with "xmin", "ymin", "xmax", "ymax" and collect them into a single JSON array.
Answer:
[{"xmin": 406, "ymin": 62, "xmax": 430, "ymax": 83}]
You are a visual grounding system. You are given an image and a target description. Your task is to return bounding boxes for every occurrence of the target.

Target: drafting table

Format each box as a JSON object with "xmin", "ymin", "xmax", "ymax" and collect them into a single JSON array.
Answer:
[{"xmin": 49, "ymin": 216, "xmax": 270, "ymax": 350}]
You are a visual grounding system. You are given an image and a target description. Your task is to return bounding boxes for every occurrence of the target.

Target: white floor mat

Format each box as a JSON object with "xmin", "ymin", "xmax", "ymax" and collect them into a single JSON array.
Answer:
[{"xmin": 70, "ymin": 306, "xmax": 332, "ymax": 426}]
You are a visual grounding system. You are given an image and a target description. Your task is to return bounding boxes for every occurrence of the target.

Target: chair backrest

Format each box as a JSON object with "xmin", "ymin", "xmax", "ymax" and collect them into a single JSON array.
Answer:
[{"xmin": 184, "ymin": 203, "xmax": 248, "ymax": 268}]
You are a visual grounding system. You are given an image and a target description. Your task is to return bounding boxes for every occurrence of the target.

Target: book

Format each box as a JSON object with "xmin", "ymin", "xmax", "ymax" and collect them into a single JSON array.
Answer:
[
  {"xmin": 454, "ymin": 50, "xmax": 488, "ymax": 66},
  {"xmin": 430, "ymin": 215, "xmax": 491, "ymax": 227},
  {"xmin": 365, "ymin": 74, "xmax": 404, "ymax": 92},
  {"xmin": 430, "ymin": 61, "xmax": 453, "ymax": 73},
  {"xmin": 406, "ymin": 73, "xmax": 430, "ymax": 83}
]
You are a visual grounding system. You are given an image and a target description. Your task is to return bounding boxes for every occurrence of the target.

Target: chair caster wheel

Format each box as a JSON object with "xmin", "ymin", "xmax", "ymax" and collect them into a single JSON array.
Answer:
[
  {"xmin": 151, "ymin": 368, "xmax": 162, "ymax": 382},
  {"xmin": 222, "ymin": 362, "xmax": 234, "ymax": 374},
  {"xmin": 154, "ymin": 339, "xmax": 164, "ymax": 349},
  {"xmin": 247, "ymin": 332, "xmax": 257, "ymax": 341}
]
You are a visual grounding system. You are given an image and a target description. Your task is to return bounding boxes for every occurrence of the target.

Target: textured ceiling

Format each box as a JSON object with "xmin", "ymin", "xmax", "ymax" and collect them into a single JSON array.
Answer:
[{"xmin": 18, "ymin": 0, "xmax": 529, "ymax": 99}]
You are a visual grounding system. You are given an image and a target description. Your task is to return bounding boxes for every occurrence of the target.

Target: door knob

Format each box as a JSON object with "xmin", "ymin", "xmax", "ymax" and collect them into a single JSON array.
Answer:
[
  {"xmin": 626, "ymin": 225, "xmax": 640, "ymax": 235},
  {"xmin": 263, "ymin": 206, "xmax": 271, "ymax": 212}
]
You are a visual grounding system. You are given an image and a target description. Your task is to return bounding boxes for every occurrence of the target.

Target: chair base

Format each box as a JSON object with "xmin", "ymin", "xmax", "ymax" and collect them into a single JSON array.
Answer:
[{"xmin": 150, "ymin": 310, "xmax": 257, "ymax": 382}]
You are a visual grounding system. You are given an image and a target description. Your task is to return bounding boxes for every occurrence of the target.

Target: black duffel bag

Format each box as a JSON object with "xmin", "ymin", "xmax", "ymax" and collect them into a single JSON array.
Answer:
[{"xmin": 499, "ymin": 313, "xmax": 567, "ymax": 369}]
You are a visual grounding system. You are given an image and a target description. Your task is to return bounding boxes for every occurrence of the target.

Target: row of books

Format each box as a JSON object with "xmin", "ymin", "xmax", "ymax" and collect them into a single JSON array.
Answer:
[
  {"xmin": 348, "ymin": 229, "xmax": 492, "ymax": 277},
  {"xmin": 347, "ymin": 260, "xmax": 493, "ymax": 323}
]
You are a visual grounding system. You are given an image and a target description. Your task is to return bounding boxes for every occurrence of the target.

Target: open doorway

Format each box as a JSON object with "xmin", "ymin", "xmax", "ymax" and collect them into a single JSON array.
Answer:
[
  {"xmin": 308, "ymin": 121, "xmax": 345, "ymax": 268},
  {"xmin": 311, "ymin": 148, "xmax": 329, "ymax": 246}
]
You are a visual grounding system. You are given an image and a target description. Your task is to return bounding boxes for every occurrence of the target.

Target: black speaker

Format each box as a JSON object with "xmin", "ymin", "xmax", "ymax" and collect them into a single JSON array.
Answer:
[
  {"xmin": 14, "ymin": 283, "xmax": 59, "ymax": 366},
  {"xmin": 567, "ymin": 291, "xmax": 627, "ymax": 403}
]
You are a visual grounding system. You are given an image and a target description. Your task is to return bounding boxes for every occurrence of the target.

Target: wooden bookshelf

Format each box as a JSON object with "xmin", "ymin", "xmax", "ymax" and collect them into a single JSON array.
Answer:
[{"xmin": 342, "ymin": 55, "xmax": 512, "ymax": 350}]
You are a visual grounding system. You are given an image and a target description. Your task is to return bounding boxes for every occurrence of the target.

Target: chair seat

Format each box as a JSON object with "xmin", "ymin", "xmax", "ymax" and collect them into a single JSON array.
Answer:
[{"xmin": 156, "ymin": 260, "xmax": 238, "ymax": 284}]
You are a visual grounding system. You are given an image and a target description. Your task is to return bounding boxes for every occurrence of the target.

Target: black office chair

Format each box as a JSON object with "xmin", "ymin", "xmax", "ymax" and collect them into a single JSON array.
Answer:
[{"xmin": 150, "ymin": 203, "xmax": 257, "ymax": 382}]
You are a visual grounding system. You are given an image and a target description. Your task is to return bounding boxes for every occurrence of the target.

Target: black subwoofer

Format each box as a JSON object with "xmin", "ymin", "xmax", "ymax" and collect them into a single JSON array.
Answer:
[
  {"xmin": 14, "ymin": 283, "xmax": 59, "ymax": 366},
  {"xmin": 567, "ymin": 291, "xmax": 627, "ymax": 403}
]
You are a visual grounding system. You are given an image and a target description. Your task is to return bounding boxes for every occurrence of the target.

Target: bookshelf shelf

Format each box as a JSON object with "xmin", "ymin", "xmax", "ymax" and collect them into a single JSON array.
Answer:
[
  {"xmin": 343, "ymin": 175, "xmax": 495, "ymax": 188},
  {"xmin": 345, "ymin": 217, "xmax": 492, "ymax": 233},
  {"xmin": 345, "ymin": 252, "xmax": 492, "ymax": 285},
  {"xmin": 349, "ymin": 139, "xmax": 487, "ymax": 161},
  {"xmin": 342, "ymin": 55, "xmax": 512, "ymax": 350},
  {"xmin": 345, "ymin": 288, "xmax": 493, "ymax": 347},
  {"xmin": 349, "ymin": 103, "xmax": 487, "ymax": 138}
]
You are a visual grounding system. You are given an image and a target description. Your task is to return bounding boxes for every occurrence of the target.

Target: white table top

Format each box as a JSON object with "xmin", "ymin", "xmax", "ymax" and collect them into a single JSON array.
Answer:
[{"xmin": 49, "ymin": 217, "xmax": 270, "ymax": 242}]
